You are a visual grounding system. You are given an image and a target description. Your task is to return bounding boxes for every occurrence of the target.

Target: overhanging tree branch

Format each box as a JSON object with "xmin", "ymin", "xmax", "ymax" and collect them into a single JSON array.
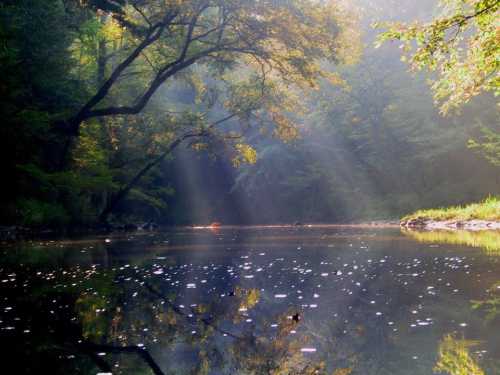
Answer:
[
  {"xmin": 62, "ymin": 9, "xmax": 180, "ymax": 136},
  {"xmin": 98, "ymin": 109, "xmax": 250, "ymax": 223}
]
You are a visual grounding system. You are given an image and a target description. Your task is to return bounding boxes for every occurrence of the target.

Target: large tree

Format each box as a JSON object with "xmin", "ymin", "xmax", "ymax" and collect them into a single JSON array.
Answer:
[
  {"xmin": 64, "ymin": 0, "xmax": 358, "ymax": 222},
  {"xmin": 1, "ymin": 0, "xmax": 358, "ymax": 225},
  {"xmin": 60, "ymin": 0, "xmax": 354, "ymax": 145}
]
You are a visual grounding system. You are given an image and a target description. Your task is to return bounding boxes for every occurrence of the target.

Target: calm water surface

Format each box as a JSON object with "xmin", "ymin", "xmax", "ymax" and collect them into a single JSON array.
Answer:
[{"xmin": 1, "ymin": 226, "xmax": 499, "ymax": 374}]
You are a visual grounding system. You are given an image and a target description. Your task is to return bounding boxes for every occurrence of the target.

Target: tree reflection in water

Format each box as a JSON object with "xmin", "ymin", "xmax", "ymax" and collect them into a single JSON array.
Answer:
[
  {"xmin": 3, "ymin": 228, "xmax": 500, "ymax": 374},
  {"xmin": 16, "ymin": 265, "xmax": 336, "ymax": 374},
  {"xmin": 434, "ymin": 334, "xmax": 485, "ymax": 375},
  {"xmin": 404, "ymin": 229, "xmax": 500, "ymax": 374},
  {"xmin": 75, "ymin": 278, "xmax": 338, "ymax": 374}
]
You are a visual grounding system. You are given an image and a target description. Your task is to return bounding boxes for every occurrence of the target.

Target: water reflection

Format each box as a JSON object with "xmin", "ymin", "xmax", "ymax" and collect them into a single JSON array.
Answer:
[
  {"xmin": 471, "ymin": 281, "xmax": 500, "ymax": 325},
  {"xmin": 434, "ymin": 334, "xmax": 485, "ymax": 375},
  {"xmin": 402, "ymin": 229, "xmax": 500, "ymax": 255},
  {"xmin": 1, "ymin": 227, "xmax": 500, "ymax": 374}
]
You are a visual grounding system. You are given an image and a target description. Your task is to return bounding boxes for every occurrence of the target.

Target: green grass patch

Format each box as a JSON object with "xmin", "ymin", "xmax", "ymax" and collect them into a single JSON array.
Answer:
[{"xmin": 402, "ymin": 196, "xmax": 500, "ymax": 222}]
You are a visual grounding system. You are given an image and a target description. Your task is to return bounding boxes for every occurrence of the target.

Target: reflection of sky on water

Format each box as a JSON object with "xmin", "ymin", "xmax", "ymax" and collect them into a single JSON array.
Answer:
[{"xmin": 1, "ymin": 227, "xmax": 499, "ymax": 374}]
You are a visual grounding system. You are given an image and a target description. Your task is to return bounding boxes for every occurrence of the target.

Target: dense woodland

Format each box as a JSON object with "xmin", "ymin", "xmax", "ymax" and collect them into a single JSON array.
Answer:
[
  {"xmin": 0, "ymin": 3, "xmax": 499, "ymax": 372},
  {"xmin": 1, "ymin": 0, "xmax": 499, "ymax": 229}
]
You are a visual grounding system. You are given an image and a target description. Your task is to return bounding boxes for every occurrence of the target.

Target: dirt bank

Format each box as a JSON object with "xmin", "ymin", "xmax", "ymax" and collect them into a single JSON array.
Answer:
[{"xmin": 400, "ymin": 218, "xmax": 500, "ymax": 231}]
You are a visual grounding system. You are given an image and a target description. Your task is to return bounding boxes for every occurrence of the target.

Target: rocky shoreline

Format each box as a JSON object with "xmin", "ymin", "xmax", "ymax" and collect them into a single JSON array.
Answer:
[{"xmin": 400, "ymin": 218, "xmax": 500, "ymax": 231}]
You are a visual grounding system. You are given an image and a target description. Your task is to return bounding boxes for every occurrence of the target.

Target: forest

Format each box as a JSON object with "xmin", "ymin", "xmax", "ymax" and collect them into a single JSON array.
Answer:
[
  {"xmin": 1, "ymin": 2, "xmax": 500, "ymax": 374},
  {"xmin": 1, "ymin": 0, "xmax": 499, "ymax": 228}
]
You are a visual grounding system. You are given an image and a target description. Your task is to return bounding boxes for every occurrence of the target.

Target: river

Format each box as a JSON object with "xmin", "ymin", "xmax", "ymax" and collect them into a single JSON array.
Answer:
[{"xmin": 1, "ymin": 226, "xmax": 499, "ymax": 374}]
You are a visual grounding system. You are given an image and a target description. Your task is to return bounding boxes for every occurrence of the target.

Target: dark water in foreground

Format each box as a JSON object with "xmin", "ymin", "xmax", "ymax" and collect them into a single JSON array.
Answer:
[{"xmin": 1, "ymin": 226, "xmax": 500, "ymax": 374}]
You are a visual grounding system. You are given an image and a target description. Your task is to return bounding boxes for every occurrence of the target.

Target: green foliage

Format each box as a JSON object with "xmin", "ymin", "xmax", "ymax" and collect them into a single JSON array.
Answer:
[
  {"xmin": 16, "ymin": 158, "xmax": 115, "ymax": 225},
  {"xmin": 127, "ymin": 188, "xmax": 168, "ymax": 210},
  {"xmin": 468, "ymin": 124, "xmax": 500, "ymax": 166},
  {"xmin": 17, "ymin": 198, "xmax": 70, "ymax": 227},
  {"xmin": 0, "ymin": 0, "xmax": 93, "ymax": 224},
  {"xmin": 376, "ymin": 0, "xmax": 499, "ymax": 115}
]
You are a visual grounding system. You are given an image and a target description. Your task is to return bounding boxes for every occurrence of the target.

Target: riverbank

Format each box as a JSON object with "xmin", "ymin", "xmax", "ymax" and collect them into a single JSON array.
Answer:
[
  {"xmin": 400, "ymin": 197, "xmax": 500, "ymax": 230},
  {"xmin": 0, "ymin": 221, "xmax": 160, "ymax": 241}
]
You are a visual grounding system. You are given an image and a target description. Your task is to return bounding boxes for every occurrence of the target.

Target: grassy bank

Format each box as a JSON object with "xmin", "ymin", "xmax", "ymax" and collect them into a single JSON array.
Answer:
[{"xmin": 402, "ymin": 196, "xmax": 500, "ymax": 222}]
